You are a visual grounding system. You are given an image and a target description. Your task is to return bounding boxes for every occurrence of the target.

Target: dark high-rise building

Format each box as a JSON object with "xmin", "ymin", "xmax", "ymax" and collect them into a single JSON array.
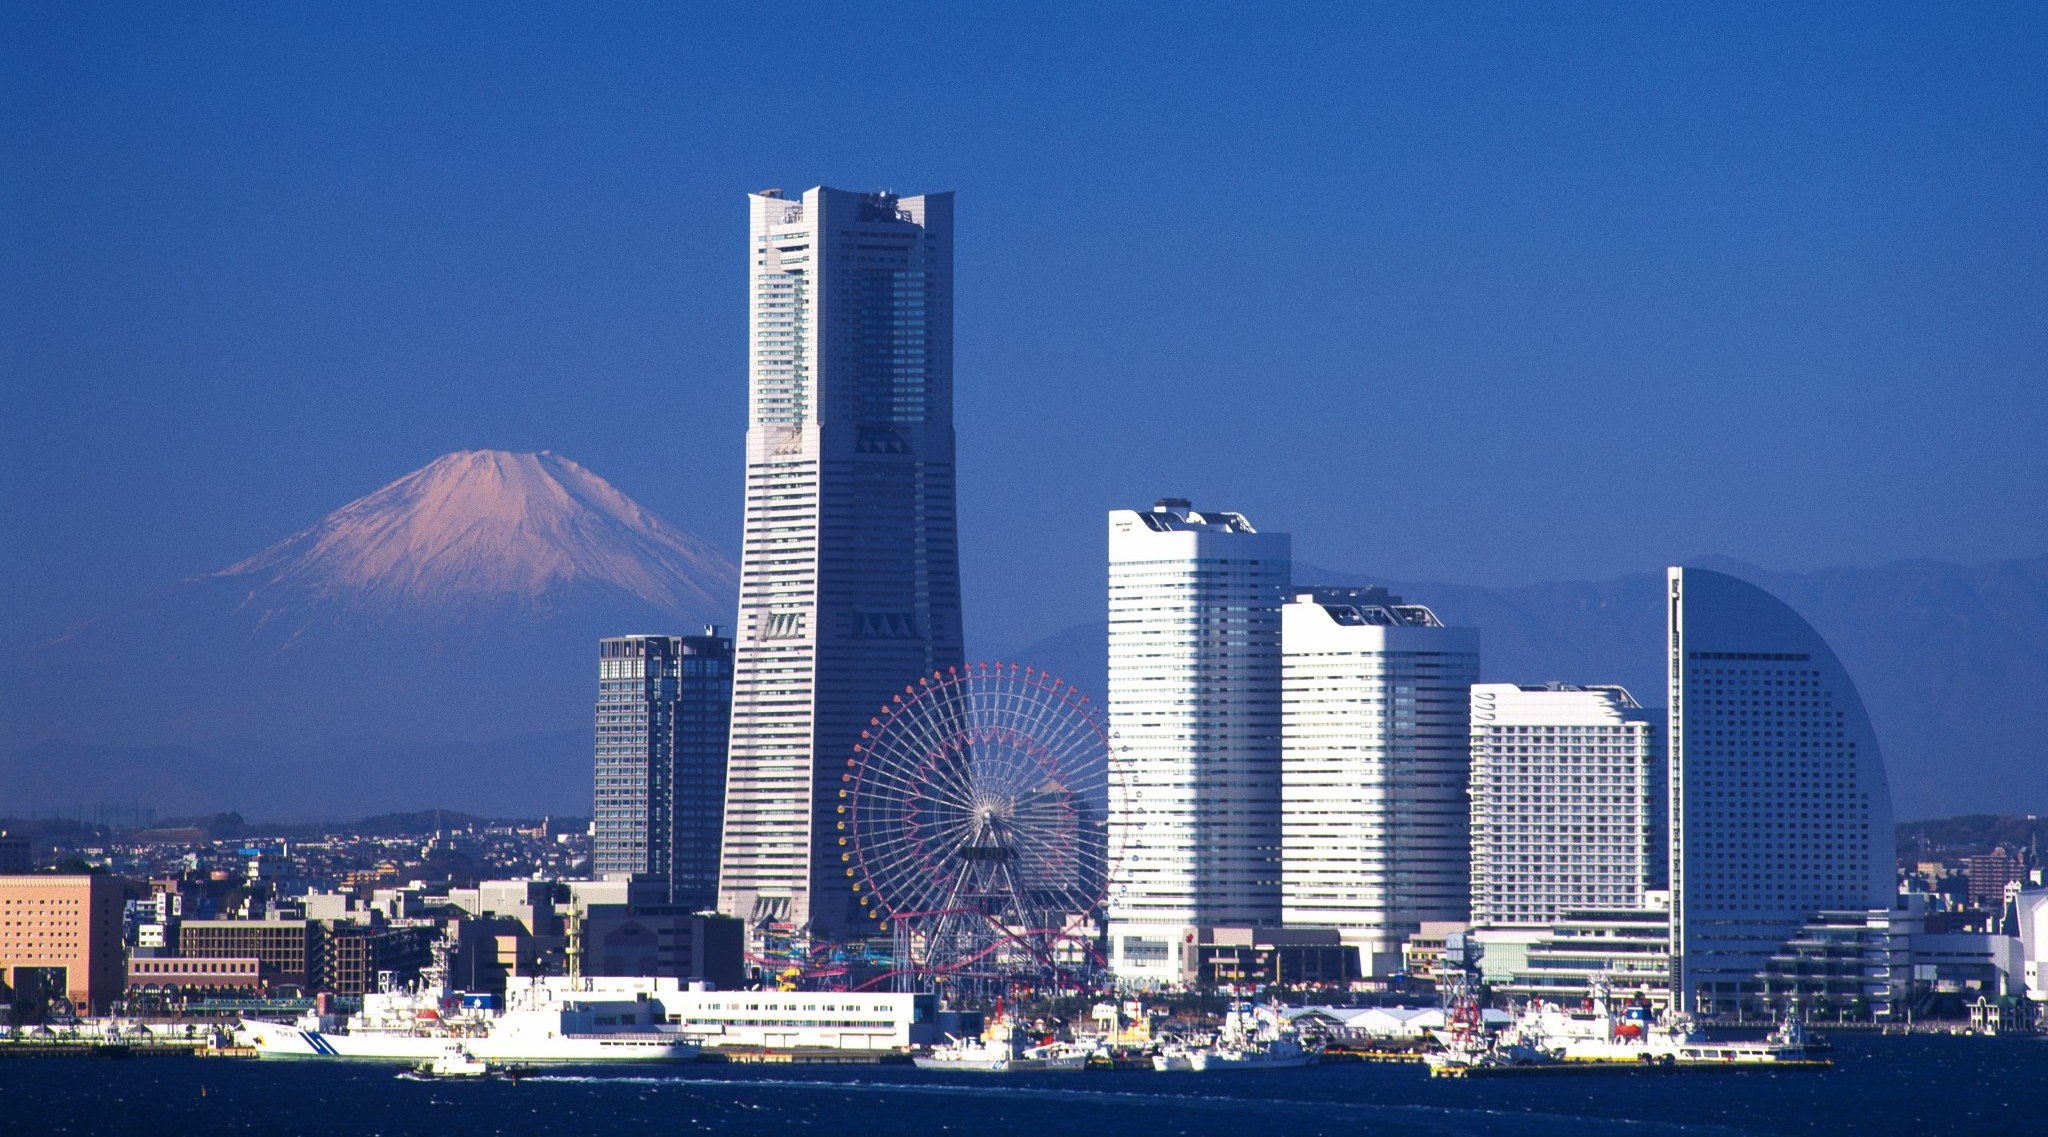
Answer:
[
  {"xmin": 593, "ymin": 631, "xmax": 733, "ymax": 909},
  {"xmin": 718, "ymin": 187, "xmax": 965, "ymax": 941}
]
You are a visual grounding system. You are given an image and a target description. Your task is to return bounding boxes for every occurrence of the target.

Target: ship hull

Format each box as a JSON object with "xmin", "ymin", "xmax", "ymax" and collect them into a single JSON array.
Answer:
[
  {"xmin": 236, "ymin": 1019, "xmax": 698, "ymax": 1063},
  {"xmin": 911, "ymin": 1054, "xmax": 1086, "ymax": 1072}
]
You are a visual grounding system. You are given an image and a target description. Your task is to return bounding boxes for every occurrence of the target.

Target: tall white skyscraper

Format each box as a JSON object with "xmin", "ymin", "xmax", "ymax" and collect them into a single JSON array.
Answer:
[
  {"xmin": 1468, "ymin": 683, "xmax": 1663, "ymax": 930},
  {"xmin": 717, "ymin": 187, "xmax": 964, "ymax": 943},
  {"xmin": 1667, "ymin": 566, "xmax": 1894, "ymax": 1014},
  {"xmin": 1280, "ymin": 589, "xmax": 1479, "ymax": 977},
  {"xmin": 1106, "ymin": 499, "xmax": 1289, "ymax": 983}
]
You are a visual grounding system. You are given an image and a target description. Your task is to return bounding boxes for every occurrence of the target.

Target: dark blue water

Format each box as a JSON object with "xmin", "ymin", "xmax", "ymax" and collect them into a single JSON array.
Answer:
[{"xmin": 3, "ymin": 1034, "xmax": 2042, "ymax": 1137}]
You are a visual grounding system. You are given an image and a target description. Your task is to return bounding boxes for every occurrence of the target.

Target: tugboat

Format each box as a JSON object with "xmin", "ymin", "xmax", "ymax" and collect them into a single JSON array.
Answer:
[{"xmin": 397, "ymin": 1045, "xmax": 491, "ymax": 1080}]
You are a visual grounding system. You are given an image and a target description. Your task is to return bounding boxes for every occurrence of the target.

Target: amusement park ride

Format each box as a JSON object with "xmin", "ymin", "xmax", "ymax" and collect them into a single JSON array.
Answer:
[{"xmin": 749, "ymin": 662, "xmax": 1119, "ymax": 996}]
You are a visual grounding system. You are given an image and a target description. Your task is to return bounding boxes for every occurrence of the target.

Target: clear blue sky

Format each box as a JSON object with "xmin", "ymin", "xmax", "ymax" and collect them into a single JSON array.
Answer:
[{"xmin": 5, "ymin": 2, "xmax": 2045, "ymax": 650}]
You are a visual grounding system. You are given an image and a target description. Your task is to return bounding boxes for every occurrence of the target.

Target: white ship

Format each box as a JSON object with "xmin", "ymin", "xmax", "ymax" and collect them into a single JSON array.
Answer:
[
  {"xmin": 912, "ymin": 1018, "xmax": 1086, "ymax": 1072},
  {"xmin": 237, "ymin": 964, "xmax": 700, "ymax": 1063},
  {"xmin": 1149, "ymin": 1043, "xmax": 1197, "ymax": 1072},
  {"xmin": 1501, "ymin": 981, "xmax": 1820, "ymax": 1066},
  {"xmin": 1154, "ymin": 1003, "xmax": 1321, "ymax": 1072},
  {"xmin": 1427, "ymin": 978, "xmax": 1825, "ymax": 1073}
]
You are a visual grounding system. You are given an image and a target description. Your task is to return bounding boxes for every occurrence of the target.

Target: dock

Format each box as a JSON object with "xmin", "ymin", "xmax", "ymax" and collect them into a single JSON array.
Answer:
[
  {"xmin": 1430, "ymin": 1057, "xmax": 1832, "ymax": 1078},
  {"xmin": 1321, "ymin": 1047, "xmax": 1429, "ymax": 1064},
  {"xmin": 0, "ymin": 1041, "xmax": 253, "ymax": 1060}
]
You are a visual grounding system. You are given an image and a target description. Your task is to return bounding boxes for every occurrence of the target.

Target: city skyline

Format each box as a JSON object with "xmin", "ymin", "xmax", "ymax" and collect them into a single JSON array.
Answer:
[{"xmin": 7, "ymin": 11, "xmax": 2048, "ymax": 1129}]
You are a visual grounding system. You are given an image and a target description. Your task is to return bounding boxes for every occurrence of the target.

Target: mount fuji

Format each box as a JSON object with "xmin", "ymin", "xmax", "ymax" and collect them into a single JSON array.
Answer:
[{"xmin": 0, "ymin": 451, "xmax": 738, "ymax": 817}]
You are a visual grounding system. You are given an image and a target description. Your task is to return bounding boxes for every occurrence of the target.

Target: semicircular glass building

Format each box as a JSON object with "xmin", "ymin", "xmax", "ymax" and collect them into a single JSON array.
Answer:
[{"xmin": 1666, "ymin": 566, "xmax": 1895, "ymax": 1014}]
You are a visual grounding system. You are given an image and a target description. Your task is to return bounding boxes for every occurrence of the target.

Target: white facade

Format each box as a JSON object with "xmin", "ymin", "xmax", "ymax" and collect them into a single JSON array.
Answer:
[
  {"xmin": 1468, "ymin": 683, "xmax": 1663, "ymax": 929},
  {"xmin": 643, "ymin": 981, "xmax": 929, "ymax": 1050},
  {"xmin": 1280, "ymin": 590, "xmax": 1479, "ymax": 977},
  {"xmin": 2011, "ymin": 888, "xmax": 2048, "ymax": 1002},
  {"xmin": 521, "ymin": 977, "xmax": 931, "ymax": 1049},
  {"xmin": 1667, "ymin": 566, "xmax": 1895, "ymax": 1014},
  {"xmin": 1106, "ymin": 500, "xmax": 1289, "ymax": 983},
  {"xmin": 718, "ymin": 187, "xmax": 964, "ymax": 941}
]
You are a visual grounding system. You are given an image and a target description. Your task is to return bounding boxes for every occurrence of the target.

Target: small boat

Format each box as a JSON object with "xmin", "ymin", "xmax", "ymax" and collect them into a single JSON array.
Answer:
[
  {"xmin": 397, "ymin": 1045, "xmax": 492, "ymax": 1080},
  {"xmin": 1150, "ymin": 1042, "xmax": 1198, "ymax": 1072}
]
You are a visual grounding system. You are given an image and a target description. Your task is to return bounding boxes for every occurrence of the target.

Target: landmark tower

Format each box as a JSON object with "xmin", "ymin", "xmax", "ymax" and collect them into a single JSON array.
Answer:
[{"xmin": 717, "ymin": 187, "xmax": 965, "ymax": 942}]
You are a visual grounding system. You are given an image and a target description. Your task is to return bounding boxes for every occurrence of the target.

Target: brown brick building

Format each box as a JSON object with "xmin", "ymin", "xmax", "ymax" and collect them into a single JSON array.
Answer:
[
  {"xmin": 174, "ymin": 918, "xmax": 436, "ymax": 995},
  {"xmin": 127, "ymin": 956, "xmax": 261, "ymax": 994},
  {"xmin": 177, "ymin": 918, "xmax": 316, "ymax": 990}
]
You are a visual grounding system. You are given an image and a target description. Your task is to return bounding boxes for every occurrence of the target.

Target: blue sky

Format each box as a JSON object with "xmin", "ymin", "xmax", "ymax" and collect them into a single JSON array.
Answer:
[{"xmin": 5, "ymin": 3, "xmax": 2045, "ymax": 650}]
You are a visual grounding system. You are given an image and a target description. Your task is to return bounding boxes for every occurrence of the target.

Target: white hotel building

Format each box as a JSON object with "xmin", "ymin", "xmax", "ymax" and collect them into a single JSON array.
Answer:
[
  {"xmin": 1667, "ymin": 566, "xmax": 1895, "ymax": 1014},
  {"xmin": 1281, "ymin": 590, "xmax": 1479, "ymax": 977},
  {"xmin": 1467, "ymin": 683, "xmax": 1664, "ymax": 929},
  {"xmin": 1106, "ymin": 500, "xmax": 1289, "ymax": 984}
]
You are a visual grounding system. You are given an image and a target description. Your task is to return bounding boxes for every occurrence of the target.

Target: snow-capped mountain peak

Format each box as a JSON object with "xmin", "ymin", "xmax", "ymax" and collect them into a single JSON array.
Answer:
[{"xmin": 216, "ymin": 449, "xmax": 736, "ymax": 616}]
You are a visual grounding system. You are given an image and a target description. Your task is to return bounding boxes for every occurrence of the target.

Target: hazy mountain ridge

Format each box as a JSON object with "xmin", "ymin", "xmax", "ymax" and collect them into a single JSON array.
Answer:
[
  {"xmin": 3, "ymin": 448, "xmax": 2039, "ymax": 819},
  {"xmin": 999, "ymin": 554, "xmax": 2048, "ymax": 820},
  {"xmin": 1, "ymin": 451, "xmax": 738, "ymax": 815}
]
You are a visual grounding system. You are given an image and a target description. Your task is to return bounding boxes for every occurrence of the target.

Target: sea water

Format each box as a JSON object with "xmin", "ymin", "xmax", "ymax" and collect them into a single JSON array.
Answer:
[{"xmin": 2, "ymin": 1033, "xmax": 2042, "ymax": 1137}]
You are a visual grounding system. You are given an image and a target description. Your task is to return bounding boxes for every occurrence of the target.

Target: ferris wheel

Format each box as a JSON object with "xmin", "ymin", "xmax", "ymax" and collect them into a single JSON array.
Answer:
[{"xmin": 842, "ymin": 662, "xmax": 1115, "ymax": 980}]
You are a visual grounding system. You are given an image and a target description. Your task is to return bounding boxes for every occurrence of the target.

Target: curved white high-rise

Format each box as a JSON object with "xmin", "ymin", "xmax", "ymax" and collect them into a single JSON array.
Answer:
[{"xmin": 1666, "ymin": 566, "xmax": 1894, "ymax": 1013}]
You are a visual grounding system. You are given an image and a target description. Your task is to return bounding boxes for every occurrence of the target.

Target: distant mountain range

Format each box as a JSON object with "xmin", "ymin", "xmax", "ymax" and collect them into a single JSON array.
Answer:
[
  {"xmin": 1000, "ymin": 556, "xmax": 2048, "ymax": 821},
  {"xmin": 1, "ymin": 449, "xmax": 2040, "ymax": 820},
  {"xmin": 0, "ymin": 451, "xmax": 735, "ymax": 817}
]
